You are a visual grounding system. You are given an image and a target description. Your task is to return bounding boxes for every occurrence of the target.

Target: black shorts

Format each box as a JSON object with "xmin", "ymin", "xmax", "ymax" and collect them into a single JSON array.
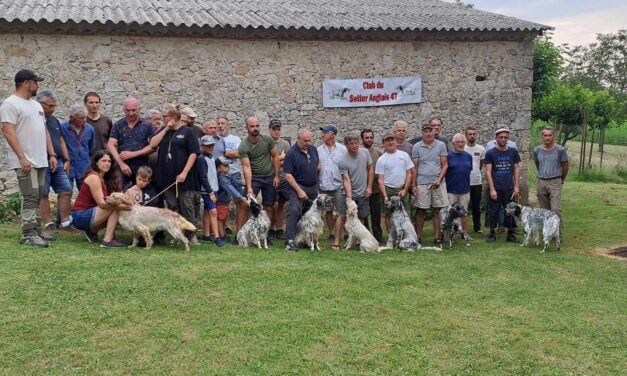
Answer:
[{"xmin": 252, "ymin": 175, "xmax": 277, "ymax": 207}]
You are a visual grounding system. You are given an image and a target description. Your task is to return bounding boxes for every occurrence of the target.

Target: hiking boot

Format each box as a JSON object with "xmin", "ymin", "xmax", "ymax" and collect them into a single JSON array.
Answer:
[
  {"xmin": 100, "ymin": 238, "xmax": 126, "ymax": 248},
  {"xmin": 20, "ymin": 235, "xmax": 48, "ymax": 248},
  {"xmin": 274, "ymin": 229, "xmax": 285, "ymax": 240},
  {"xmin": 84, "ymin": 230, "xmax": 99, "ymax": 243},
  {"xmin": 506, "ymin": 233, "xmax": 520, "ymax": 243},
  {"xmin": 38, "ymin": 229, "xmax": 56, "ymax": 241},
  {"xmin": 486, "ymin": 233, "xmax": 497, "ymax": 243},
  {"xmin": 215, "ymin": 237, "xmax": 225, "ymax": 247},
  {"xmin": 285, "ymin": 240, "xmax": 297, "ymax": 252}
]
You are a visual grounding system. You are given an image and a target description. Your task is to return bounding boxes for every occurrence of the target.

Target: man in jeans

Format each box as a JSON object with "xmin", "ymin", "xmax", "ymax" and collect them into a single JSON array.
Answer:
[
  {"xmin": 464, "ymin": 126, "xmax": 486, "ymax": 234},
  {"xmin": 485, "ymin": 127, "xmax": 521, "ymax": 243},
  {"xmin": 533, "ymin": 126, "xmax": 569, "ymax": 237},
  {"xmin": 1, "ymin": 69, "xmax": 58, "ymax": 247}
]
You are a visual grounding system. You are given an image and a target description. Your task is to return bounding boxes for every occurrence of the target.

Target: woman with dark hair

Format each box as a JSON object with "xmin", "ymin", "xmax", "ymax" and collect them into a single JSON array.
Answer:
[{"xmin": 70, "ymin": 150, "xmax": 125, "ymax": 247}]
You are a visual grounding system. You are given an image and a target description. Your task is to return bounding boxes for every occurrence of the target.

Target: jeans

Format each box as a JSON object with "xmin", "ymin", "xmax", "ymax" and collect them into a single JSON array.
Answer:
[{"xmin": 285, "ymin": 185, "xmax": 318, "ymax": 241}]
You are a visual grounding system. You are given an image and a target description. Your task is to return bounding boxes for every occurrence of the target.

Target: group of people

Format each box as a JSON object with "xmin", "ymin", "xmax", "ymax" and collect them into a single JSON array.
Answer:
[{"xmin": 1, "ymin": 69, "xmax": 570, "ymax": 251}]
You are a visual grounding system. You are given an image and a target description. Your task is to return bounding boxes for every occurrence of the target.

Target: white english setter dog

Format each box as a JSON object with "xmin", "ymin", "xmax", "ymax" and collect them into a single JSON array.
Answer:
[
  {"xmin": 344, "ymin": 198, "xmax": 390, "ymax": 253},
  {"xmin": 105, "ymin": 192, "xmax": 197, "ymax": 252},
  {"xmin": 439, "ymin": 202, "xmax": 469, "ymax": 249},
  {"xmin": 505, "ymin": 202, "xmax": 561, "ymax": 253},
  {"xmin": 237, "ymin": 195, "xmax": 271, "ymax": 249},
  {"xmin": 385, "ymin": 196, "xmax": 440, "ymax": 252},
  {"xmin": 294, "ymin": 194, "xmax": 330, "ymax": 251}
]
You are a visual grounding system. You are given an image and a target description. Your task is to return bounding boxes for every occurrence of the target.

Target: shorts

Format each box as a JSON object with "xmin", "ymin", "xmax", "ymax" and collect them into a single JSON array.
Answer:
[
  {"xmin": 319, "ymin": 188, "xmax": 347, "ymax": 214},
  {"xmin": 252, "ymin": 175, "xmax": 276, "ymax": 206},
  {"xmin": 414, "ymin": 182, "xmax": 449, "ymax": 209},
  {"xmin": 217, "ymin": 204, "xmax": 229, "ymax": 221},
  {"xmin": 42, "ymin": 163, "xmax": 72, "ymax": 196},
  {"xmin": 276, "ymin": 181, "xmax": 290, "ymax": 203},
  {"xmin": 447, "ymin": 192, "xmax": 470, "ymax": 208},
  {"xmin": 202, "ymin": 194, "xmax": 217, "ymax": 211},
  {"xmin": 350, "ymin": 195, "xmax": 370, "ymax": 219},
  {"xmin": 382, "ymin": 186, "xmax": 404, "ymax": 214},
  {"xmin": 70, "ymin": 208, "xmax": 96, "ymax": 231}
]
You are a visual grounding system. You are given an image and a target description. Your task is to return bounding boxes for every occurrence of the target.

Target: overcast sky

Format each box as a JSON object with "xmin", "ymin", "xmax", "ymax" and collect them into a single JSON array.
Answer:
[{"xmin": 467, "ymin": 0, "xmax": 627, "ymax": 46}]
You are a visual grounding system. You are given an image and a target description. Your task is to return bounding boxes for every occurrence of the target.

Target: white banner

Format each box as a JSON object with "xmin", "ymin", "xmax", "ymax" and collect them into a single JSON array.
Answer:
[{"xmin": 323, "ymin": 76, "xmax": 422, "ymax": 108}]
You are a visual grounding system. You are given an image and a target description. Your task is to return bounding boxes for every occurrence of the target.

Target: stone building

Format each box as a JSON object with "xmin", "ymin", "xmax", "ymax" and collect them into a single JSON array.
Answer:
[{"xmin": 0, "ymin": 0, "xmax": 548, "ymax": 200}]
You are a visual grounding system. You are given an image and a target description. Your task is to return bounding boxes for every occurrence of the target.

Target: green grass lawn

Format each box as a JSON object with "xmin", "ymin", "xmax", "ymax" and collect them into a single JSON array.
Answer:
[{"xmin": 1, "ymin": 182, "xmax": 626, "ymax": 375}]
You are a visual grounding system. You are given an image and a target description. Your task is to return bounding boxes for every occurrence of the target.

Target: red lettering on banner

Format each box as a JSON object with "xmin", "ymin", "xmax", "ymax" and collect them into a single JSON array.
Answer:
[{"xmin": 362, "ymin": 81, "xmax": 376, "ymax": 89}]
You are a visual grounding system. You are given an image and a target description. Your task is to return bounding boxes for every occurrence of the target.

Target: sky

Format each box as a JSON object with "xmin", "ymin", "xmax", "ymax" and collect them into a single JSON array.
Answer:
[{"xmin": 466, "ymin": 0, "xmax": 627, "ymax": 46}]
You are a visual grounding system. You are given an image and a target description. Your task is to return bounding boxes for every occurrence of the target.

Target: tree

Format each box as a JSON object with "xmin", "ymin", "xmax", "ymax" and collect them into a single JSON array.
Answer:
[
  {"xmin": 532, "ymin": 34, "xmax": 564, "ymax": 99},
  {"xmin": 587, "ymin": 90, "xmax": 616, "ymax": 166}
]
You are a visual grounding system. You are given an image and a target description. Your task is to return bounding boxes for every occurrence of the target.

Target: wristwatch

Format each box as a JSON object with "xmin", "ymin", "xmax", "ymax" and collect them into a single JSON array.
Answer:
[{"xmin": 48, "ymin": 153, "xmax": 57, "ymax": 159}]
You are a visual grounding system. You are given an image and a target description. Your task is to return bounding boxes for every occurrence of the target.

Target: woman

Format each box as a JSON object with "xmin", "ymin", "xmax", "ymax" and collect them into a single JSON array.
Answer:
[
  {"xmin": 70, "ymin": 150, "xmax": 125, "ymax": 247},
  {"xmin": 149, "ymin": 104, "xmax": 200, "ymax": 244}
]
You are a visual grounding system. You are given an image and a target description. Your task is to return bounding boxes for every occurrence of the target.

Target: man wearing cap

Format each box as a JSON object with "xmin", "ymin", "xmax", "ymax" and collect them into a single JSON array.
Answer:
[
  {"xmin": 485, "ymin": 127, "xmax": 521, "ymax": 243},
  {"xmin": 283, "ymin": 128, "xmax": 320, "ymax": 252},
  {"xmin": 107, "ymin": 96, "xmax": 155, "ymax": 188},
  {"xmin": 1, "ymin": 69, "xmax": 58, "ymax": 247},
  {"xmin": 411, "ymin": 123, "xmax": 449, "ymax": 245},
  {"xmin": 375, "ymin": 133, "xmax": 414, "ymax": 246},
  {"xmin": 317, "ymin": 124, "xmax": 348, "ymax": 245},
  {"xmin": 361, "ymin": 128, "xmax": 384, "ymax": 242},
  {"xmin": 181, "ymin": 106, "xmax": 204, "ymax": 140},
  {"xmin": 239, "ymin": 116, "xmax": 281, "ymax": 234},
  {"xmin": 410, "ymin": 116, "xmax": 449, "ymax": 151},
  {"xmin": 268, "ymin": 119, "xmax": 291, "ymax": 240}
]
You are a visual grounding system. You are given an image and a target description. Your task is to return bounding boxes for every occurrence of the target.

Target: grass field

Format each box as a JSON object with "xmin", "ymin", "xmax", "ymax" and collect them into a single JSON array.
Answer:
[
  {"xmin": 565, "ymin": 140, "xmax": 627, "ymax": 171},
  {"xmin": 1, "ymin": 182, "xmax": 626, "ymax": 375}
]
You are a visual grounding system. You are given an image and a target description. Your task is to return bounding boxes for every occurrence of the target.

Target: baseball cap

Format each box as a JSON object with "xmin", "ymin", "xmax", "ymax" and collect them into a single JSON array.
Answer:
[
  {"xmin": 421, "ymin": 123, "xmax": 434, "ymax": 130},
  {"xmin": 181, "ymin": 107, "xmax": 198, "ymax": 118},
  {"xmin": 319, "ymin": 124, "xmax": 338, "ymax": 134},
  {"xmin": 382, "ymin": 133, "xmax": 395, "ymax": 141},
  {"xmin": 495, "ymin": 127, "xmax": 510, "ymax": 136},
  {"xmin": 215, "ymin": 156, "xmax": 233, "ymax": 168},
  {"xmin": 15, "ymin": 69, "xmax": 44, "ymax": 85},
  {"xmin": 200, "ymin": 135, "xmax": 216, "ymax": 146},
  {"xmin": 269, "ymin": 119, "xmax": 282, "ymax": 128}
]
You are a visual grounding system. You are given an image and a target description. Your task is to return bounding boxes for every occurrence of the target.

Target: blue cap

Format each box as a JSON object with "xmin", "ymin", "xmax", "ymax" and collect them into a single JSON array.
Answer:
[
  {"xmin": 200, "ymin": 135, "xmax": 216, "ymax": 146},
  {"xmin": 319, "ymin": 124, "xmax": 338, "ymax": 134}
]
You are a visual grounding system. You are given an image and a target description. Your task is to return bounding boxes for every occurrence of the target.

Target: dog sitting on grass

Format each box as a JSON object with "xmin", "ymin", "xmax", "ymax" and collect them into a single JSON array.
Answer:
[
  {"xmin": 105, "ymin": 192, "xmax": 197, "ymax": 252},
  {"xmin": 237, "ymin": 194, "xmax": 271, "ymax": 249},
  {"xmin": 344, "ymin": 198, "xmax": 390, "ymax": 253},
  {"xmin": 293, "ymin": 194, "xmax": 330, "ymax": 251}
]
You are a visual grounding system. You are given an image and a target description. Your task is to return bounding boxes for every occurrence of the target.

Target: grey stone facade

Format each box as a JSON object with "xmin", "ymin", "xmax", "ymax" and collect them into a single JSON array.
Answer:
[{"xmin": 0, "ymin": 33, "xmax": 533, "ymax": 201}]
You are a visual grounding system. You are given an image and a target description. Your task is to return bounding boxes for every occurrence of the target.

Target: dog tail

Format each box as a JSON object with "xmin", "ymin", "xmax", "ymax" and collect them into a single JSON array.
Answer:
[
  {"xmin": 176, "ymin": 215, "xmax": 197, "ymax": 232},
  {"xmin": 418, "ymin": 246, "xmax": 442, "ymax": 251},
  {"xmin": 377, "ymin": 246, "xmax": 393, "ymax": 252}
]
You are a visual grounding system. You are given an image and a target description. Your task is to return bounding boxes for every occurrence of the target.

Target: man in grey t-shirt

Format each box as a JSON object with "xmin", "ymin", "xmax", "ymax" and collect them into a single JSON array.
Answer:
[
  {"xmin": 533, "ymin": 126, "xmax": 569, "ymax": 236},
  {"xmin": 339, "ymin": 133, "xmax": 374, "ymax": 225}
]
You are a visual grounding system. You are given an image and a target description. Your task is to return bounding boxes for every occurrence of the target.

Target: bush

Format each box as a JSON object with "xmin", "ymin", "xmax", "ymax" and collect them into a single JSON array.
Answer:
[
  {"xmin": 0, "ymin": 193, "xmax": 21, "ymax": 223},
  {"xmin": 573, "ymin": 167, "xmax": 626, "ymax": 184}
]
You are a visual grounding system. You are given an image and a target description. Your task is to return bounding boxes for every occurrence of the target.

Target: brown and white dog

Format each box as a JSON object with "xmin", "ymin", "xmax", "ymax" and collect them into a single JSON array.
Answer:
[{"xmin": 105, "ymin": 192, "xmax": 197, "ymax": 252}]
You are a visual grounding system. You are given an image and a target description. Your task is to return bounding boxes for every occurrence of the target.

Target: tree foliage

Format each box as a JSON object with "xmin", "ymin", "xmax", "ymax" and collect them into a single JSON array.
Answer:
[{"xmin": 532, "ymin": 34, "xmax": 564, "ymax": 99}]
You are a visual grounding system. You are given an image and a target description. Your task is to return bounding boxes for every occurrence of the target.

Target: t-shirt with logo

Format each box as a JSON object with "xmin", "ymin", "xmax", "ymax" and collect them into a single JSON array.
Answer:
[
  {"xmin": 156, "ymin": 126, "xmax": 200, "ymax": 191},
  {"xmin": 0, "ymin": 94, "xmax": 48, "ymax": 169},
  {"xmin": 464, "ymin": 144, "xmax": 486, "ymax": 186},
  {"xmin": 238, "ymin": 134, "xmax": 277, "ymax": 178},
  {"xmin": 484, "ymin": 147, "xmax": 521, "ymax": 190},
  {"xmin": 339, "ymin": 148, "xmax": 373, "ymax": 197}
]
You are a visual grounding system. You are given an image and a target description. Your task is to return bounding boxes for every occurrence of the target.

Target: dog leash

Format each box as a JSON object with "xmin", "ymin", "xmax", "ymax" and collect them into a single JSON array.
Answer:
[
  {"xmin": 510, "ymin": 191, "xmax": 521, "ymax": 204},
  {"xmin": 142, "ymin": 181, "xmax": 178, "ymax": 206}
]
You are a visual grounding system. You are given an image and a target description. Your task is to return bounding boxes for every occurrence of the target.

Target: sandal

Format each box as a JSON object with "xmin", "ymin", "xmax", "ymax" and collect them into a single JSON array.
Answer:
[{"xmin": 331, "ymin": 243, "xmax": 340, "ymax": 251}]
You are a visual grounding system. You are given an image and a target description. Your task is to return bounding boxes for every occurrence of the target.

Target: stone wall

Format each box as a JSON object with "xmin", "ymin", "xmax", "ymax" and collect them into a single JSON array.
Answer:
[{"xmin": 0, "ymin": 33, "xmax": 533, "ymax": 201}]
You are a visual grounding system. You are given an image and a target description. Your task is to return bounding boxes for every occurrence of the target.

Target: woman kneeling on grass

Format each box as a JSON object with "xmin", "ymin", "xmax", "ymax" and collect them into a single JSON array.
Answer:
[{"xmin": 70, "ymin": 150, "xmax": 126, "ymax": 248}]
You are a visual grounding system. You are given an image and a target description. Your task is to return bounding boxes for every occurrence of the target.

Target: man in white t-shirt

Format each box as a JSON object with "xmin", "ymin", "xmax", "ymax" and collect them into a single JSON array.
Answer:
[
  {"xmin": 464, "ymin": 126, "xmax": 486, "ymax": 234},
  {"xmin": 375, "ymin": 133, "xmax": 413, "ymax": 242},
  {"xmin": 0, "ymin": 70, "xmax": 57, "ymax": 248}
]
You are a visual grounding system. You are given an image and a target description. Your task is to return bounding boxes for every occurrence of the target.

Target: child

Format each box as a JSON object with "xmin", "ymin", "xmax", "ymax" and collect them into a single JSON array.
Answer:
[
  {"xmin": 216, "ymin": 156, "xmax": 249, "ymax": 241},
  {"xmin": 124, "ymin": 165, "xmax": 165, "ymax": 244},
  {"xmin": 197, "ymin": 136, "xmax": 223, "ymax": 247}
]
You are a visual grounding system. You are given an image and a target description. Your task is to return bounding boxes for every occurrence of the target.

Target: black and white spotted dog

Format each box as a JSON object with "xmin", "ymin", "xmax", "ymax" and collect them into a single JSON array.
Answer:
[
  {"xmin": 385, "ymin": 196, "xmax": 440, "ymax": 252},
  {"xmin": 294, "ymin": 194, "xmax": 330, "ymax": 251},
  {"xmin": 505, "ymin": 202, "xmax": 561, "ymax": 253},
  {"xmin": 237, "ymin": 195, "xmax": 271, "ymax": 249},
  {"xmin": 439, "ymin": 202, "xmax": 469, "ymax": 249}
]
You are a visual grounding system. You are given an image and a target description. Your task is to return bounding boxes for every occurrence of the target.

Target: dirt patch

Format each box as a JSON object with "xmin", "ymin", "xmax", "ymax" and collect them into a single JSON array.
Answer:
[{"xmin": 594, "ymin": 245, "xmax": 627, "ymax": 261}]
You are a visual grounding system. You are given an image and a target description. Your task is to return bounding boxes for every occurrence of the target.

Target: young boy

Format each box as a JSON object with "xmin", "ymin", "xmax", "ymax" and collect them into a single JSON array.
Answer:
[
  {"xmin": 216, "ymin": 156, "xmax": 249, "ymax": 241},
  {"xmin": 197, "ymin": 136, "xmax": 223, "ymax": 247},
  {"xmin": 124, "ymin": 165, "xmax": 165, "ymax": 244}
]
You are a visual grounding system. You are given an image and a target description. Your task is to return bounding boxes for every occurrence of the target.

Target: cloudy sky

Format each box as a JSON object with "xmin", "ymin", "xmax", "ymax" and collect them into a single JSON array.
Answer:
[{"xmin": 467, "ymin": 0, "xmax": 626, "ymax": 46}]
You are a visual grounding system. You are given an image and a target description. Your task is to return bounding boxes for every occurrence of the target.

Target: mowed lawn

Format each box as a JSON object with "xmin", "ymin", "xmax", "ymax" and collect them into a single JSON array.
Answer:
[{"xmin": 0, "ymin": 182, "xmax": 625, "ymax": 375}]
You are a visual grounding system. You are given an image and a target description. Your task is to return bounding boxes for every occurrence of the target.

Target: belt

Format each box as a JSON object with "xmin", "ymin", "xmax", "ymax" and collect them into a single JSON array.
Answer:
[{"xmin": 538, "ymin": 176, "xmax": 561, "ymax": 180}]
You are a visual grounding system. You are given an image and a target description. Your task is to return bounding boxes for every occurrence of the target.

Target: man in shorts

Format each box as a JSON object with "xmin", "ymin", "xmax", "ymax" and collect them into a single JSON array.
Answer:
[
  {"xmin": 317, "ymin": 124, "xmax": 347, "ymax": 242},
  {"xmin": 268, "ymin": 119, "xmax": 291, "ymax": 240}
]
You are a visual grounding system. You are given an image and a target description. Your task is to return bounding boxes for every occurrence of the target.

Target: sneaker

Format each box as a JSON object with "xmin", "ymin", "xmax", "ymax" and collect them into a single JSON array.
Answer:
[
  {"xmin": 486, "ymin": 234, "xmax": 497, "ymax": 243},
  {"xmin": 274, "ymin": 229, "xmax": 285, "ymax": 240},
  {"xmin": 59, "ymin": 225, "xmax": 82, "ymax": 234},
  {"xmin": 327, "ymin": 234, "xmax": 335, "ymax": 241},
  {"xmin": 20, "ymin": 235, "xmax": 48, "ymax": 248},
  {"xmin": 464, "ymin": 234, "xmax": 474, "ymax": 242},
  {"xmin": 201, "ymin": 235, "xmax": 215, "ymax": 243},
  {"xmin": 225, "ymin": 227, "xmax": 232, "ymax": 235},
  {"xmin": 285, "ymin": 240, "xmax": 297, "ymax": 252},
  {"xmin": 84, "ymin": 230, "xmax": 99, "ymax": 243},
  {"xmin": 188, "ymin": 234, "xmax": 199, "ymax": 245},
  {"xmin": 220, "ymin": 235, "xmax": 231, "ymax": 243},
  {"xmin": 215, "ymin": 237, "xmax": 225, "ymax": 247},
  {"xmin": 100, "ymin": 238, "xmax": 126, "ymax": 248},
  {"xmin": 506, "ymin": 233, "xmax": 520, "ymax": 243}
]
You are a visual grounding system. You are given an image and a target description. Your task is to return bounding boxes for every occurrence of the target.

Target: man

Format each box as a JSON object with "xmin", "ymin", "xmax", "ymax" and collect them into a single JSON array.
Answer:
[
  {"xmin": 533, "ymin": 126, "xmax": 569, "ymax": 237},
  {"xmin": 0, "ymin": 69, "xmax": 57, "ymax": 247},
  {"xmin": 485, "ymin": 127, "xmax": 521, "ymax": 243},
  {"xmin": 61, "ymin": 103, "xmax": 96, "ymax": 191},
  {"xmin": 204, "ymin": 120, "xmax": 225, "ymax": 159},
  {"xmin": 464, "ymin": 126, "xmax": 486, "ymax": 233},
  {"xmin": 339, "ymin": 133, "xmax": 373, "ymax": 230},
  {"xmin": 84, "ymin": 91, "xmax": 113, "ymax": 154},
  {"xmin": 267, "ymin": 119, "xmax": 291, "ymax": 240},
  {"xmin": 146, "ymin": 109, "xmax": 162, "ymax": 132},
  {"xmin": 393, "ymin": 120, "xmax": 413, "ymax": 156},
  {"xmin": 181, "ymin": 106, "xmax": 204, "ymax": 140},
  {"xmin": 283, "ymin": 129, "xmax": 320, "ymax": 252},
  {"xmin": 375, "ymin": 133, "xmax": 413, "ymax": 244},
  {"xmin": 37, "ymin": 90, "xmax": 74, "ymax": 235},
  {"xmin": 485, "ymin": 130, "xmax": 517, "ymax": 230},
  {"xmin": 217, "ymin": 116, "xmax": 247, "ymax": 232},
  {"xmin": 317, "ymin": 124, "xmax": 347, "ymax": 244},
  {"xmin": 411, "ymin": 123, "xmax": 448, "ymax": 245},
  {"xmin": 445, "ymin": 133, "xmax": 473, "ymax": 240},
  {"xmin": 361, "ymin": 128, "xmax": 384, "ymax": 242},
  {"xmin": 410, "ymin": 116, "xmax": 449, "ymax": 150},
  {"xmin": 239, "ymin": 116, "xmax": 281, "ymax": 236},
  {"xmin": 107, "ymin": 97, "xmax": 155, "ymax": 188}
]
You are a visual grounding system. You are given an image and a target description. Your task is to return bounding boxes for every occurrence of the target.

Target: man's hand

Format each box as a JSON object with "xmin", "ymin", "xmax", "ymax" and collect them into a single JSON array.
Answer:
[
  {"xmin": 513, "ymin": 185, "xmax": 520, "ymax": 198},
  {"xmin": 399, "ymin": 188, "xmax": 407, "ymax": 198},
  {"xmin": 411, "ymin": 186, "xmax": 418, "ymax": 196},
  {"xmin": 247, "ymin": 186, "xmax": 254, "ymax": 196},
  {"xmin": 119, "ymin": 151, "xmax": 134, "ymax": 160},
  {"xmin": 273, "ymin": 176, "xmax": 280, "ymax": 188},
  {"xmin": 490, "ymin": 188, "xmax": 497, "ymax": 201},
  {"xmin": 176, "ymin": 172, "xmax": 188, "ymax": 183},
  {"xmin": 120, "ymin": 162, "xmax": 131, "ymax": 176},
  {"xmin": 63, "ymin": 160, "xmax": 71, "ymax": 174},
  {"xmin": 364, "ymin": 187, "xmax": 372, "ymax": 198},
  {"xmin": 297, "ymin": 189, "xmax": 308, "ymax": 200},
  {"xmin": 20, "ymin": 157, "xmax": 32, "ymax": 174},
  {"xmin": 49, "ymin": 156, "xmax": 57, "ymax": 171},
  {"xmin": 433, "ymin": 179, "xmax": 441, "ymax": 188},
  {"xmin": 383, "ymin": 196, "xmax": 389, "ymax": 203}
]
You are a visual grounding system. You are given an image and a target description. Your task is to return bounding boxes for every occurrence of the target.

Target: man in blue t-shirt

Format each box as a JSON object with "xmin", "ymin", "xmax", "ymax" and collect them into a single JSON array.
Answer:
[
  {"xmin": 484, "ymin": 128, "xmax": 521, "ymax": 243},
  {"xmin": 445, "ymin": 133, "xmax": 473, "ymax": 241}
]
